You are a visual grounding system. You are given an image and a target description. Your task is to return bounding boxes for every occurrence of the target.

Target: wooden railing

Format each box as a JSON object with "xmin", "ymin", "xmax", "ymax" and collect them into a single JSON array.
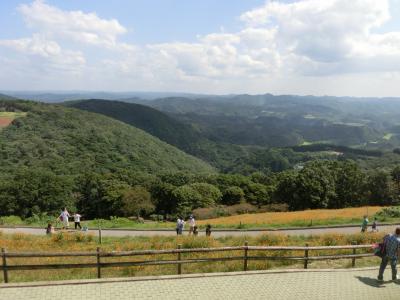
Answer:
[{"xmin": 0, "ymin": 244, "xmax": 374, "ymax": 283}]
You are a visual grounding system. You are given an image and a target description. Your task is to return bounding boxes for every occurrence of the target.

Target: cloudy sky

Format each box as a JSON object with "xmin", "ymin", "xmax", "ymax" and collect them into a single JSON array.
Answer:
[{"xmin": 1, "ymin": 0, "xmax": 400, "ymax": 96}]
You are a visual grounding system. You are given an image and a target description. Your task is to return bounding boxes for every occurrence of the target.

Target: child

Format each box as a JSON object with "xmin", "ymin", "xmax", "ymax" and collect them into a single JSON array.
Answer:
[
  {"xmin": 46, "ymin": 223, "xmax": 55, "ymax": 235},
  {"xmin": 81, "ymin": 223, "xmax": 88, "ymax": 232},
  {"xmin": 361, "ymin": 215, "xmax": 368, "ymax": 233},
  {"xmin": 193, "ymin": 225, "xmax": 198, "ymax": 236},
  {"xmin": 372, "ymin": 217, "xmax": 378, "ymax": 232},
  {"xmin": 206, "ymin": 224, "xmax": 212, "ymax": 237}
]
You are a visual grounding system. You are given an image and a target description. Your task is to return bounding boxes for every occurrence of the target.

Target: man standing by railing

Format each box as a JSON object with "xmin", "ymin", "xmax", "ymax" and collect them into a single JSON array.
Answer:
[{"xmin": 378, "ymin": 227, "xmax": 400, "ymax": 282}]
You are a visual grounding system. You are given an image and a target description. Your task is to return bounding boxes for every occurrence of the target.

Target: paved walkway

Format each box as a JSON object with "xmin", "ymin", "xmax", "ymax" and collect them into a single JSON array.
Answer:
[
  {"xmin": 1, "ymin": 268, "xmax": 399, "ymax": 300},
  {"xmin": 1, "ymin": 224, "xmax": 400, "ymax": 237}
]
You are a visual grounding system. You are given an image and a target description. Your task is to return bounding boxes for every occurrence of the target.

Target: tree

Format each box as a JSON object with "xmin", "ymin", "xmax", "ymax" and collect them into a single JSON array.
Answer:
[
  {"xmin": 367, "ymin": 170, "xmax": 394, "ymax": 205},
  {"xmin": 172, "ymin": 185, "xmax": 202, "ymax": 216},
  {"xmin": 188, "ymin": 183, "xmax": 222, "ymax": 207},
  {"xmin": 391, "ymin": 166, "xmax": 400, "ymax": 191},
  {"xmin": 275, "ymin": 162, "xmax": 336, "ymax": 211},
  {"xmin": 329, "ymin": 161, "xmax": 366, "ymax": 208},
  {"xmin": 244, "ymin": 183, "xmax": 272, "ymax": 206},
  {"xmin": 222, "ymin": 186, "xmax": 245, "ymax": 205},
  {"xmin": 121, "ymin": 186, "xmax": 154, "ymax": 218},
  {"xmin": 151, "ymin": 182, "xmax": 177, "ymax": 216},
  {"xmin": 0, "ymin": 168, "xmax": 75, "ymax": 218}
]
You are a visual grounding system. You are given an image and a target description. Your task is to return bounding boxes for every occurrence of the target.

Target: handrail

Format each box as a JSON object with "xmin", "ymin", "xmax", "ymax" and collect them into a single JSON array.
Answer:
[{"xmin": 0, "ymin": 244, "xmax": 375, "ymax": 283}]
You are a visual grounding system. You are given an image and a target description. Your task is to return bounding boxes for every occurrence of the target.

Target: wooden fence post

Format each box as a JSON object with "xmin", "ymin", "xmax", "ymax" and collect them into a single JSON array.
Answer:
[
  {"xmin": 98, "ymin": 226, "xmax": 102, "ymax": 245},
  {"xmin": 352, "ymin": 242, "xmax": 356, "ymax": 268},
  {"xmin": 2, "ymin": 248, "xmax": 8, "ymax": 283},
  {"xmin": 304, "ymin": 243, "xmax": 309, "ymax": 269},
  {"xmin": 177, "ymin": 244, "xmax": 182, "ymax": 275},
  {"xmin": 96, "ymin": 247, "xmax": 101, "ymax": 278},
  {"xmin": 243, "ymin": 241, "xmax": 248, "ymax": 271}
]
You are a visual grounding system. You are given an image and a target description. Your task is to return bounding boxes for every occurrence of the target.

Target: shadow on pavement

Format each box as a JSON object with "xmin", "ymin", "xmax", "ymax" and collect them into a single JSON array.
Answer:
[{"xmin": 355, "ymin": 276, "xmax": 386, "ymax": 288}]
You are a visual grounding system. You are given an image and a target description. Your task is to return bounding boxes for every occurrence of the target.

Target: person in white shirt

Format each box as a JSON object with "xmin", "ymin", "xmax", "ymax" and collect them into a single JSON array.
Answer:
[
  {"xmin": 176, "ymin": 217, "xmax": 181, "ymax": 235},
  {"xmin": 59, "ymin": 208, "xmax": 71, "ymax": 229},
  {"xmin": 188, "ymin": 215, "xmax": 195, "ymax": 235},
  {"xmin": 73, "ymin": 213, "xmax": 82, "ymax": 230}
]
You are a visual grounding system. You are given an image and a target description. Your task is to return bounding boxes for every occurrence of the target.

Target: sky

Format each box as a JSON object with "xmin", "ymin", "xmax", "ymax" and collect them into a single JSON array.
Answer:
[{"xmin": 1, "ymin": 0, "xmax": 400, "ymax": 97}]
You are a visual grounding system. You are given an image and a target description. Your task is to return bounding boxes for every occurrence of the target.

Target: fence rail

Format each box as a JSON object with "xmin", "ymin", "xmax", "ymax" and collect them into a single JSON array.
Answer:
[{"xmin": 0, "ymin": 244, "xmax": 374, "ymax": 283}]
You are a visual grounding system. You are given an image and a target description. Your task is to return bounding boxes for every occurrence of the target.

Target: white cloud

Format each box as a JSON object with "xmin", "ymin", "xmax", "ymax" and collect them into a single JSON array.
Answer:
[
  {"xmin": 18, "ymin": 0, "xmax": 126, "ymax": 47},
  {"xmin": 0, "ymin": 0, "xmax": 400, "ymax": 96}
]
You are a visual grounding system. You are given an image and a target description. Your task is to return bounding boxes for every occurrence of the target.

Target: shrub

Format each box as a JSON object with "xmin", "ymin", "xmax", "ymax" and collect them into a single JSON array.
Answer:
[
  {"xmin": 375, "ymin": 206, "xmax": 400, "ymax": 218},
  {"xmin": 149, "ymin": 214, "xmax": 164, "ymax": 222},
  {"xmin": 258, "ymin": 203, "xmax": 289, "ymax": 212},
  {"xmin": 193, "ymin": 206, "xmax": 229, "ymax": 220},
  {"xmin": 0, "ymin": 215, "xmax": 23, "ymax": 225},
  {"xmin": 225, "ymin": 203, "xmax": 258, "ymax": 215},
  {"xmin": 74, "ymin": 233, "xmax": 86, "ymax": 242},
  {"xmin": 52, "ymin": 232, "xmax": 64, "ymax": 243}
]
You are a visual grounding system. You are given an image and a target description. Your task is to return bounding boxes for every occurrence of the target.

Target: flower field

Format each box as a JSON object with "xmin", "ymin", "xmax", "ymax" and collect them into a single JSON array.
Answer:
[
  {"xmin": 197, "ymin": 206, "xmax": 383, "ymax": 228},
  {"xmin": 0, "ymin": 230, "xmax": 384, "ymax": 283}
]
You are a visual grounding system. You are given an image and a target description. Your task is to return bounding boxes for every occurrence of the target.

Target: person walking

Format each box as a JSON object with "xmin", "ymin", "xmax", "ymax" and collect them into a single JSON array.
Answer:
[
  {"xmin": 178, "ymin": 218, "xmax": 185, "ymax": 235},
  {"xmin": 378, "ymin": 227, "xmax": 400, "ymax": 282},
  {"xmin": 361, "ymin": 215, "xmax": 368, "ymax": 233},
  {"xmin": 188, "ymin": 215, "xmax": 196, "ymax": 235},
  {"xmin": 372, "ymin": 217, "xmax": 378, "ymax": 232},
  {"xmin": 73, "ymin": 212, "xmax": 82, "ymax": 230},
  {"xmin": 59, "ymin": 208, "xmax": 71, "ymax": 230},
  {"xmin": 176, "ymin": 217, "xmax": 181, "ymax": 235}
]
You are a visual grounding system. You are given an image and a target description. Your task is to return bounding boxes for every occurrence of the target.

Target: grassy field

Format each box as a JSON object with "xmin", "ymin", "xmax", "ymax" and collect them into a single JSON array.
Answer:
[
  {"xmin": 0, "ymin": 111, "xmax": 27, "ymax": 128},
  {"xmin": 197, "ymin": 206, "xmax": 384, "ymax": 228},
  {"xmin": 0, "ymin": 207, "xmax": 390, "ymax": 230},
  {"xmin": 0, "ymin": 230, "xmax": 383, "ymax": 283}
]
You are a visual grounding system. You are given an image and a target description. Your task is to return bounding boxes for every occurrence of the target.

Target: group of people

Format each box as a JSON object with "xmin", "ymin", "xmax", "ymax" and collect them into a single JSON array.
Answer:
[
  {"xmin": 176, "ymin": 215, "xmax": 212, "ymax": 236},
  {"xmin": 361, "ymin": 216, "xmax": 378, "ymax": 233},
  {"xmin": 46, "ymin": 208, "xmax": 86, "ymax": 234}
]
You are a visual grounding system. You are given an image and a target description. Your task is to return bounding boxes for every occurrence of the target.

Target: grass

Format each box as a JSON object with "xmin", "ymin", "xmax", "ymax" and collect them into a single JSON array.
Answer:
[
  {"xmin": 0, "ymin": 111, "xmax": 27, "ymax": 128},
  {"xmin": 0, "ymin": 230, "xmax": 384, "ymax": 283},
  {"xmin": 0, "ymin": 207, "xmax": 392, "ymax": 230},
  {"xmin": 0, "ymin": 111, "xmax": 27, "ymax": 117},
  {"xmin": 197, "ymin": 207, "xmax": 385, "ymax": 229},
  {"xmin": 383, "ymin": 133, "xmax": 394, "ymax": 140}
]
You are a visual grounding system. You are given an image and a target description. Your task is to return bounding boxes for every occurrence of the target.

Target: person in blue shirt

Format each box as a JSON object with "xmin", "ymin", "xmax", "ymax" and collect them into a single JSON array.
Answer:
[{"xmin": 378, "ymin": 227, "xmax": 400, "ymax": 281}]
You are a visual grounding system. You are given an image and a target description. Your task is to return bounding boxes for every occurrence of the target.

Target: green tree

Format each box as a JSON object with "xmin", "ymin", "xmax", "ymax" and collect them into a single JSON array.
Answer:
[
  {"xmin": 367, "ymin": 170, "xmax": 394, "ymax": 205},
  {"xmin": 121, "ymin": 186, "xmax": 155, "ymax": 218},
  {"xmin": 172, "ymin": 185, "xmax": 202, "ymax": 216},
  {"xmin": 329, "ymin": 161, "xmax": 366, "ymax": 208},
  {"xmin": 222, "ymin": 186, "xmax": 245, "ymax": 205},
  {"xmin": 188, "ymin": 183, "xmax": 222, "ymax": 207}
]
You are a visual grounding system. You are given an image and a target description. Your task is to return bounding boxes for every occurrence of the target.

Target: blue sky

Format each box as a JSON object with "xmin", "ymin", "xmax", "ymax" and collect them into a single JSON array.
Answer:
[
  {"xmin": 0, "ymin": 1, "xmax": 266, "ymax": 43},
  {"xmin": 1, "ymin": 0, "xmax": 400, "ymax": 96}
]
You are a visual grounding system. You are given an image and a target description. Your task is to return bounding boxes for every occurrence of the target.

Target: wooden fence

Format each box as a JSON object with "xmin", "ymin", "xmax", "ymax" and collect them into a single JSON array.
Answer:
[{"xmin": 0, "ymin": 243, "xmax": 374, "ymax": 283}]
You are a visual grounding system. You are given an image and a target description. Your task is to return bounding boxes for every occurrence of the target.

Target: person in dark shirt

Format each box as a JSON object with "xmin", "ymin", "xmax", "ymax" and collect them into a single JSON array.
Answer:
[{"xmin": 378, "ymin": 227, "xmax": 400, "ymax": 281}]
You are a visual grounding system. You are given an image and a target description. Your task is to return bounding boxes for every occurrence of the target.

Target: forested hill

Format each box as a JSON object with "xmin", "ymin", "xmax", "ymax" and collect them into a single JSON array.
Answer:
[
  {"xmin": 68, "ymin": 99, "xmax": 204, "ymax": 154},
  {"xmin": 0, "ymin": 99, "xmax": 214, "ymax": 174}
]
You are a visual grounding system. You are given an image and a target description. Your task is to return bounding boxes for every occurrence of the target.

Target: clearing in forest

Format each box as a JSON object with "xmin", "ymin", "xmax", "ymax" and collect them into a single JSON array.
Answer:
[{"xmin": 0, "ymin": 111, "xmax": 27, "ymax": 128}]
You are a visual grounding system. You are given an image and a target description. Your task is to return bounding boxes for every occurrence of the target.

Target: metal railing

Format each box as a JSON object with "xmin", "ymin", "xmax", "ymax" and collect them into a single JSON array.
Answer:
[{"xmin": 0, "ymin": 243, "xmax": 374, "ymax": 283}]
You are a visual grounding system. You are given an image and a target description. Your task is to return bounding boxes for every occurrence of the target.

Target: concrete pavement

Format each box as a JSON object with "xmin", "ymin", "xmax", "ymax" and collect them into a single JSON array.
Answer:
[
  {"xmin": 1, "ymin": 224, "xmax": 400, "ymax": 237},
  {"xmin": 1, "ymin": 268, "xmax": 399, "ymax": 300}
]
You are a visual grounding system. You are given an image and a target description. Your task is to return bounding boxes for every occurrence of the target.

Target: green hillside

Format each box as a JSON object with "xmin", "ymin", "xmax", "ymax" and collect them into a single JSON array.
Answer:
[
  {"xmin": 68, "ymin": 99, "xmax": 203, "ymax": 154},
  {"xmin": 0, "ymin": 99, "xmax": 214, "ymax": 175}
]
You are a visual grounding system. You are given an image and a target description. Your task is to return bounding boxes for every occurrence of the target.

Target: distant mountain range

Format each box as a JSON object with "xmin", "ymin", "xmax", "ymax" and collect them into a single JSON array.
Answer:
[{"xmin": 3, "ymin": 92, "xmax": 400, "ymax": 173}]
